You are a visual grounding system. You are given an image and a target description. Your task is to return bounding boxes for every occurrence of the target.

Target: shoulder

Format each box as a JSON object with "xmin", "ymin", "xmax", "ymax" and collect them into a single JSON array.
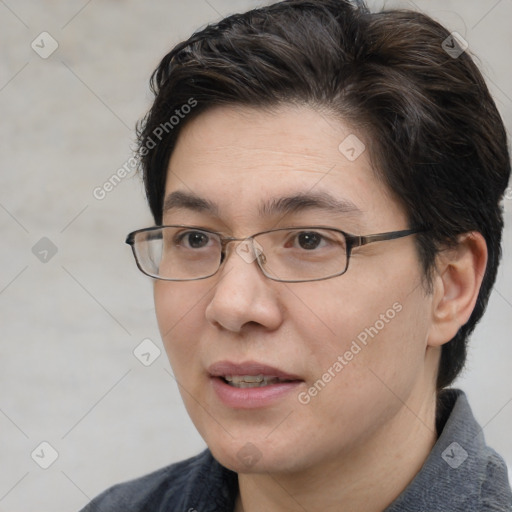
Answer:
[{"xmin": 79, "ymin": 449, "xmax": 238, "ymax": 512}]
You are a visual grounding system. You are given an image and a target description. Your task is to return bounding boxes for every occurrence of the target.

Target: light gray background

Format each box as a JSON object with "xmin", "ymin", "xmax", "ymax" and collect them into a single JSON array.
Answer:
[{"xmin": 0, "ymin": 1, "xmax": 511, "ymax": 510}]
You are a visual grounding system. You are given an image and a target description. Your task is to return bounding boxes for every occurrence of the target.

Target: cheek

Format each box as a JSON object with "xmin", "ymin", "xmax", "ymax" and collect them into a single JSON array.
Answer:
[
  {"xmin": 292, "ymin": 268, "xmax": 431, "ymax": 390},
  {"xmin": 287, "ymin": 279, "xmax": 432, "ymax": 447},
  {"xmin": 153, "ymin": 282, "xmax": 205, "ymax": 371}
]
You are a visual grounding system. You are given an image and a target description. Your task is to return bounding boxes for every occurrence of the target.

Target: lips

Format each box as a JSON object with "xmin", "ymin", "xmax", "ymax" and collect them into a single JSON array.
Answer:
[
  {"xmin": 208, "ymin": 361, "xmax": 304, "ymax": 408},
  {"xmin": 208, "ymin": 361, "xmax": 303, "ymax": 383}
]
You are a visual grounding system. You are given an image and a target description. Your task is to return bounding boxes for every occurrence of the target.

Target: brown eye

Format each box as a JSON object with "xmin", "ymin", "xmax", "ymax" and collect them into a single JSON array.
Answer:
[
  {"xmin": 177, "ymin": 231, "xmax": 211, "ymax": 249},
  {"xmin": 297, "ymin": 232, "xmax": 322, "ymax": 250}
]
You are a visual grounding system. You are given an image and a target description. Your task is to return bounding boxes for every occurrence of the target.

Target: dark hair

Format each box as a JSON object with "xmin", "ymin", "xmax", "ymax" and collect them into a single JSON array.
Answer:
[{"xmin": 136, "ymin": 0, "xmax": 510, "ymax": 389}]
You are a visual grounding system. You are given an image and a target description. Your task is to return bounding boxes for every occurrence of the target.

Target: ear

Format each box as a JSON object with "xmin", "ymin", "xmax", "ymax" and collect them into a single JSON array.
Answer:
[{"xmin": 427, "ymin": 232, "xmax": 488, "ymax": 347}]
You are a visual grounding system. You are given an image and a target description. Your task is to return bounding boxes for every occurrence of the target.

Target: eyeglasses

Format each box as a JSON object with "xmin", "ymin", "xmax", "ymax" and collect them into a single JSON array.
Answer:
[{"xmin": 125, "ymin": 225, "xmax": 425, "ymax": 283}]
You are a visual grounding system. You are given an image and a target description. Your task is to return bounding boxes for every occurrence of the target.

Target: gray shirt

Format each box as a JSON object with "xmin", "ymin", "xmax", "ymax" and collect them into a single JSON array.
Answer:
[{"xmin": 80, "ymin": 389, "xmax": 512, "ymax": 511}]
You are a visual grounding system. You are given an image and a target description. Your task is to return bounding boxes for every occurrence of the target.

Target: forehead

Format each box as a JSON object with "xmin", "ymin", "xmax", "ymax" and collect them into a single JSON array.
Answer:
[
  {"xmin": 170, "ymin": 104, "xmax": 355, "ymax": 175},
  {"xmin": 164, "ymin": 104, "xmax": 405, "ymax": 230}
]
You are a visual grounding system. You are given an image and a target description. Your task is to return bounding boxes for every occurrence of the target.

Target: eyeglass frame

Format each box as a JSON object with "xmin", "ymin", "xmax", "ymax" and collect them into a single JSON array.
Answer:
[{"xmin": 125, "ymin": 224, "xmax": 427, "ymax": 283}]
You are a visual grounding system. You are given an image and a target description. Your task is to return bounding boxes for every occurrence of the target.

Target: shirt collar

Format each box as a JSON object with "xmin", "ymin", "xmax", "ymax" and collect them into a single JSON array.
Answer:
[{"xmin": 385, "ymin": 388, "xmax": 512, "ymax": 510}]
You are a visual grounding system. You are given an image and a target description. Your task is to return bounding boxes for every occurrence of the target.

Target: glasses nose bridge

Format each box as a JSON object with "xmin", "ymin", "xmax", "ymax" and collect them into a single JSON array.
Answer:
[
  {"xmin": 218, "ymin": 235, "xmax": 266, "ymax": 270},
  {"xmin": 219, "ymin": 234, "xmax": 255, "ymax": 252}
]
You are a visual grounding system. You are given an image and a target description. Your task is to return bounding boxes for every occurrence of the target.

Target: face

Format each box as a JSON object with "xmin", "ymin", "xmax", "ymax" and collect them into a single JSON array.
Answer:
[{"xmin": 154, "ymin": 104, "xmax": 437, "ymax": 475}]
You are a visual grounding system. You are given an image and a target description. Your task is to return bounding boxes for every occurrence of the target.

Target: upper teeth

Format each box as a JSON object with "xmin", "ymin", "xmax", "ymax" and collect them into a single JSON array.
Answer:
[
  {"xmin": 226, "ymin": 375, "xmax": 276, "ymax": 383},
  {"xmin": 224, "ymin": 375, "xmax": 288, "ymax": 387}
]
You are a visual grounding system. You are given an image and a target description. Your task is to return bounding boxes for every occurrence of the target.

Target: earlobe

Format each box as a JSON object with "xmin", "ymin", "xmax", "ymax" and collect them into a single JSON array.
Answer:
[{"xmin": 427, "ymin": 232, "xmax": 487, "ymax": 348}]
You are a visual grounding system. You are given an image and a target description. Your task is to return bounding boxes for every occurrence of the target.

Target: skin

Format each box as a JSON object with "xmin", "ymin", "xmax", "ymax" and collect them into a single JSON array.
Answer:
[{"xmin": 153, "ymin": 104, "xmax": 487, "ymax": 512}]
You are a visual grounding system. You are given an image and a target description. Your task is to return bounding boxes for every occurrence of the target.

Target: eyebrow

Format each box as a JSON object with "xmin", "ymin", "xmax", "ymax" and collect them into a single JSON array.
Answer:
[
  {"xmin": 163, "ymin": 191, "xmax": 219, "ymax": 216},
  {"xmin": 259, "ymin": 191, "xmax": 362, "ymax": 218},
  {"xmin": 162, "ymin": 190, "xmax": 362, "ymax": 218}
]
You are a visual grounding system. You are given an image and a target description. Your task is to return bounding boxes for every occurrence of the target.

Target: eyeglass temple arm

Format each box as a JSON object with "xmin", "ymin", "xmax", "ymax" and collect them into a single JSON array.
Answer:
[{"xmin": 356, "ymin": 228, "xmax": 424, "ymax": 247}]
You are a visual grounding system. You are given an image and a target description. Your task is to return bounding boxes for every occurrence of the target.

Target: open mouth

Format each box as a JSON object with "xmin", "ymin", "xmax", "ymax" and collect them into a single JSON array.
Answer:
[
  {"xmin": 208, "ymin": 361, "xmax": 304, "ymax": 407},
  {"xmin": 209, "ymin": 362, "xmax": 303, "ymax": 408},
  {"xmin": 222, "ymin": 375, "xmax": 297, "ymax": 388}
]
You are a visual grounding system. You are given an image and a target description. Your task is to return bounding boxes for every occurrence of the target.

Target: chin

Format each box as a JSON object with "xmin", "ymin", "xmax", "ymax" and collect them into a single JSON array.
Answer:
[{"xmin": 207, "ymin": 435, "xmax": 306, "ymax": 475}]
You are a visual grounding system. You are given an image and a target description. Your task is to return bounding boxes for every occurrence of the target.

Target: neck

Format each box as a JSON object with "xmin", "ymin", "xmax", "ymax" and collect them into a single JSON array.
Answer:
[{"xmin": 235, "ymin": 389, "xmax": 438, "ymax": 512}]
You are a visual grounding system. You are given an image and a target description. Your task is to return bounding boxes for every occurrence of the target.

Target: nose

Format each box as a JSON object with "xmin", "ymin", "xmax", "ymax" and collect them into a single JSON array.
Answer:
[{"xmin": 204, "ymin": 241, "xmax": 283, "ymax": 333}]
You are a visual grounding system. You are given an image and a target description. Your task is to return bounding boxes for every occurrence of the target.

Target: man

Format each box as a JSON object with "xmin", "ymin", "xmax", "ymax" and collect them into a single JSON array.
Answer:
[{"xmin": 82, "ymin": 0, "xmax": 512, "ymax": 510}]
